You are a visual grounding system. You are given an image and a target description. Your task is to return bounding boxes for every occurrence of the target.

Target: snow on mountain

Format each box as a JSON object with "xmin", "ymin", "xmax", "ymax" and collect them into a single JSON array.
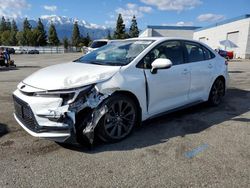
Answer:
[{"xmin": 16, "ymin": 15, "xmax": 112, "ymax": 40}]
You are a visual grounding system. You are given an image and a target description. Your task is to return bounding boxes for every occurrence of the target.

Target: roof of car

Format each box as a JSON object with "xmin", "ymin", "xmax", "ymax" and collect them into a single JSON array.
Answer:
[
  {"xmin": 126, "ymin": 37, "xmax": 199, "ymax": 42},
  {"xmin": 93, "ymin": 39, "xmax": 109, "ymax": 42}
]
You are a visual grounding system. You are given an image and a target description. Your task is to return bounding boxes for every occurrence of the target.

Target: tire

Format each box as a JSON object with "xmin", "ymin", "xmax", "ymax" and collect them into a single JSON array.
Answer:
[
  {"xmin": 97, "ymin": 94, "xmax": 138, "ymax": 143},
  {"xmin": 208, "ymin": 78, "xmax": 225, "ymax": 106}
]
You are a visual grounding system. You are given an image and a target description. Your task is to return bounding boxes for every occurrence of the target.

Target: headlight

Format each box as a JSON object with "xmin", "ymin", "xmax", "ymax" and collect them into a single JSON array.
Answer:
[{"xmin": 34, "ymin": 85, "xmax": 93, "ymax": 105}]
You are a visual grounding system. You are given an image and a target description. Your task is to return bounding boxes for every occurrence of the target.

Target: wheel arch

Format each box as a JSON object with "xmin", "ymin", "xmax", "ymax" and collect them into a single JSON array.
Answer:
[
  {"xmin": 113, "ymin": 90, "xmax": 142, "ymax": 124},
  {"xmin": 209, "ymin": 75, "xmax": 226, "ymax": 96}
]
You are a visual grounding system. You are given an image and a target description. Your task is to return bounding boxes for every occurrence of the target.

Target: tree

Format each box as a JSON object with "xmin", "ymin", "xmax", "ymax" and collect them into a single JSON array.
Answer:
[
  {"xmin": 48, "ymin": 23, "xmax": 60, "ymax": 46},
  {"xmin": 11, "ymin": 20, "xmax": 18, "ymax": 32},
  {"xmin": 0, "ymin": 16, "xmax": 7, "ymax": 32},
  {"xmin": 72, "ymin": 22, "xmax": 81, "ymax": 47},
  {"xmin": 9, "ymin": 20, "xmax": 18, "ymax": 46},
  {"xmin": 113, "ymin": 14, "xmax": 126, "ymax": 39},
  {"xmin": 5, "ymin": 19, "xmax": 11, "ymax": 31},
  {"xmin": 36, "ymin": 18, "xmax": 47, "ymax": 46},
  {"xmin": 63, "ymin": 37, "xmax": 69, "ymax": 49},
  {"xmin": 30, "ymin": 28, "xmax": 40, "ymax": 46},
  {"xmin": 22, "ymin": 18, "xmax": 32, "ymax": 45},
  {"xmin": 16, "ymin": 31, "xmax": 25, "ymax": 46},
  {"xmin": 23, "ymin": 18, "xmax": 32, "ymax": 31},
  {"xmin": 1, "ymin": 31, "xmax": 11, "ymax": 45},
  {"xmin": 0, "ymin": 17, "xmax": 12, "ymax": 45},
  {"xmin": 129, "ymin": 15, "xmax": 139, "ymax": 38},
  {"xmin": 106, "ymin": 30, "xmax": 112, "ymax": 40}
]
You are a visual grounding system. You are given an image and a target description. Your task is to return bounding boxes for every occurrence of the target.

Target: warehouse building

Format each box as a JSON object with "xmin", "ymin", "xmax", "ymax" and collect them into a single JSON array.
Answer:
[
  {"xmin": 139, "ymin": 25, "xmax": 201, "ymax": 39},
  {"xmin": 193, "ymin": 14, "xmax": 250, "ymax": 59},
  {"xmin": 140, "ymin": 14, "xmax": 250, "ymax": 59}
]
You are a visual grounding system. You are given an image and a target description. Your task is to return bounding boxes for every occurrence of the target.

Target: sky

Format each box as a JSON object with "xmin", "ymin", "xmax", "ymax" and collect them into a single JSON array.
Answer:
[{"xmin": 0, "ymin": 0, "xmax": 250, "ymax": 29}]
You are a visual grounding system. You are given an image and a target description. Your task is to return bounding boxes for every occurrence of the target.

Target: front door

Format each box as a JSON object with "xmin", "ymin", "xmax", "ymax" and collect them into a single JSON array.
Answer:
[{"xmin": 143, "ymin": 41, "xmax": 191, "ymax": 116}]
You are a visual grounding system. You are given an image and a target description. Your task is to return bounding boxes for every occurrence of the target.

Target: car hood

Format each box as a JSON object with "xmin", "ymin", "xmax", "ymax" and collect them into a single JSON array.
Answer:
[{"xmin": 23, "ymin": 62, "xmax": 121, "ymax": 90}]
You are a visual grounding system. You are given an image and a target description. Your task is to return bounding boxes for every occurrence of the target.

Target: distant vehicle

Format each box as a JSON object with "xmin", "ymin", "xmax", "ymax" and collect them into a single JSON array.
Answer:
[
  {"xmin": 85, "ymin": 39, "xmax": 124, "ymax": 54},
  {"xmin": 13, "ymin": 37, "xmax": 228, "ymax": 146},
  {"xmin": 216, "ymin": 49, "xmax": 234, "ymax": 60},
  {"xmin": 28, "ymin": 50, "xmax": 39, "ymax": 54},
  {"xmin": 7, "ymin": 48, "xmax": 15, "ymax": 54},
  {"xmin": 19, "ymin": 49, "xmax": 28, "ymax": 54},
  {"xmin": 86, "ymin": 39, "xmax": 109, "ymax": 53}
]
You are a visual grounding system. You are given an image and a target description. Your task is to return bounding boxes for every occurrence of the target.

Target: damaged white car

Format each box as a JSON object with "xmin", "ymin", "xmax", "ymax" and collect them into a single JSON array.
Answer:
[{"xmin": 13, "ymin": 37, "xmax": 228, "ymax": 145}]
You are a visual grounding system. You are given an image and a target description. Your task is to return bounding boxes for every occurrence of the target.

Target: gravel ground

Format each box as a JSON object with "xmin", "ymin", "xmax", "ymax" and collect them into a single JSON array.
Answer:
[{"xmin": 0, "ymin": 54, "xmax": 249, "ymax": 188}]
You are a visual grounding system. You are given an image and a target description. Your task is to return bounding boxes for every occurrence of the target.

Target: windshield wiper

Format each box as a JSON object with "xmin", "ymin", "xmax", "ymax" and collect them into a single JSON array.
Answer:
[{"xmin": 88, "ymin": 61, "xmax": 105, "ymax": 65}]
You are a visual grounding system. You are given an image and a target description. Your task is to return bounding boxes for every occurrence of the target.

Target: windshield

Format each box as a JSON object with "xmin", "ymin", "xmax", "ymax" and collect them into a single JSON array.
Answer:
[
  {"xmin": 75, "ymin": 40, "xmax": 154, "ymax": 66},
  {"xmin": 90, "ymin": 41, "xmax": 108, "ymax": 48}
]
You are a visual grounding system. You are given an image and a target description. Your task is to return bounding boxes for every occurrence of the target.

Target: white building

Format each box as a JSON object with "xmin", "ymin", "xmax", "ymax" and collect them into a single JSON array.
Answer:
[
  {"xmin": 139, "ymin": 25, "xmax": 201, "ymax": 39},
  {"xmin": 194, "ymin": 15, "xmax": 250, "ymax": 59}
]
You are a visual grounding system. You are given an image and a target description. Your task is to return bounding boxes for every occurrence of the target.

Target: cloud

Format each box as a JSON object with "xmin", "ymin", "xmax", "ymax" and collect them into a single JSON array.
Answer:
[
  {"xmin": 197, "ymin": 13, "xmax": 225, "ymax": 22},
  {"xmin": 43, "ymin": 5, "xmax": 57, "ymax": 12},
  {"xmin": 0, "ymin": 0, "xmax": 30, "ymax": 18},
  {"xmin": 162, "ymin": 21, "xmax": 194, "ymax": 26},
  {"xmin": 140, "ymin": 0, "xmax": 202, "ymax": 12},
  {"xmin": 115, "ymin": 3, "xmax": 152, "ymax": 24}
]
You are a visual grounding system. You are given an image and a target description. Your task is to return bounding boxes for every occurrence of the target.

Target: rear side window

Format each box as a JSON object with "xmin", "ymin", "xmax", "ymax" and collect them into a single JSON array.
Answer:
[
  {"xmin": 184, "ymin": 42, "xmax": 204, "ymax": 62},
  {"xmin": 203, "ymin": 46, "xmax": 215, "ymax": 60},
  {"xmin": 184, "ymin": 42, "xmax": 215, "ymax": 63},
  {"xmin": 203, "ymin": 47, "xmax": 211, "ymax": 60}
]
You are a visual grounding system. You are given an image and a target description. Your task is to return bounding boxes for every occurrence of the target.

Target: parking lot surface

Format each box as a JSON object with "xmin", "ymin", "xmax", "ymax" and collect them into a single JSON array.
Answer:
[{"xmin": 0, "ymin": 54, "xmax": 249, "ymax": 187}]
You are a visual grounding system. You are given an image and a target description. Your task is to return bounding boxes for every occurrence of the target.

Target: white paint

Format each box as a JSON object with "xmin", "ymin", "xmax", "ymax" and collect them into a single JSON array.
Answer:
[{"xmin": 13, "ymin": 37, "xmax": 228, "ymax": 143}]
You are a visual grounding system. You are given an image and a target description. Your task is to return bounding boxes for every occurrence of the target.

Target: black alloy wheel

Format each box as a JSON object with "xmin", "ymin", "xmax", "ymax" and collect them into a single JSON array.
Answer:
[
  {"xmin": 208, "ymin": 78, "xmax": 225, "ymax": 106},
  {"xmin": 98, "ymin": 94, "xmax": 138, "ymax": 142}
]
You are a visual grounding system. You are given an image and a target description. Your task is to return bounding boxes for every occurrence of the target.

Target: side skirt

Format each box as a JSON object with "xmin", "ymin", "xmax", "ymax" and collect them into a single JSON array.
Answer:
[{"xmin": 147, "ymin": 100, "xmax": 204, "ymax": 120}]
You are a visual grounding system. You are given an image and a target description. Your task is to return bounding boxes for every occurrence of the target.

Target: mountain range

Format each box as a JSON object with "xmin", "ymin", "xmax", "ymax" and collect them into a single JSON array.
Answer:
[{"xmin": 15, "ymin": 15, "xmax": 112, "ymax": 40}]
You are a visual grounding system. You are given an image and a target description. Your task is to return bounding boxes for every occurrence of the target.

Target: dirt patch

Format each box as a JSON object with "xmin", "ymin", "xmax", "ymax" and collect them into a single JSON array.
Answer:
[
  {"xmin": 1, "ymin": 140, "xmax": 14, "ymax": 147},
  {"xmin": 27, "ymin": 142, "xmax": 61, "ymax": 156},
  {"xmin": 0, "ymin": 123, "xmax": 9, "ymax": 137}
]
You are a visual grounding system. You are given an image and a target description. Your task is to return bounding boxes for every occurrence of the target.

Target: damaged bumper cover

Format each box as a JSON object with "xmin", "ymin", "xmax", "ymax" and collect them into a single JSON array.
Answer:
[{"xmin": 13, "ymin": 84, "xmax": 112, "ymax": 144}]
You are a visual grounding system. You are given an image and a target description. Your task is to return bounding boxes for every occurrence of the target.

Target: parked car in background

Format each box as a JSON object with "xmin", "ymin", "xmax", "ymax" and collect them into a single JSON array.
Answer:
[
  {"xmin": 7, "ymin": 48, "xmax": 15, "ymax": 54},
  {"xmin": 28, "ymin": 50, "xmax": 39, "ymax": 54},
  {"xmin": 216, "ymin": 49, "xmax": 234, "ymax": 60},
  {"xmin": 13, "ymin": 37, "xmax": 228, "ymax": 146},
  {"xmin": 85, "ymin": 39, "xmax": 109, "ymax": 54},
  {"xmin": 84, "ymin": 39, "xmax": 124, "ymax": 54},
  {"xmin": 19, "ymin": 49, "xmax": 28, "ymax": 54}
]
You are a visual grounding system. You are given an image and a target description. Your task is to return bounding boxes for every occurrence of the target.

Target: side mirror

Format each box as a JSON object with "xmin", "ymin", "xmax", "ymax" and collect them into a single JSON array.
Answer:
[{"xmin": 151, "ymin": 58, "xmax": 172, "ymax": 74}]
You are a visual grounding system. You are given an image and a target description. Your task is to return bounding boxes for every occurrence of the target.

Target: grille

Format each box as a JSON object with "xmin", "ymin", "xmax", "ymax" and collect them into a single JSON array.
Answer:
[{"xmin": 13, "ymin": 95, "xmax": 39, "ymax": 132}]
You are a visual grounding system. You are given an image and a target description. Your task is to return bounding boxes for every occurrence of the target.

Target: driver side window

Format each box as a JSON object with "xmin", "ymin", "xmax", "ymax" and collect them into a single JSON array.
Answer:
[{"xmin": 143, "ymin": 41, "xmax": 184, "ymax": 69}]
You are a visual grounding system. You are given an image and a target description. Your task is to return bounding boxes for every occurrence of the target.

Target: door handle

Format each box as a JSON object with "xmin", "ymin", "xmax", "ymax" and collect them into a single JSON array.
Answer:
[
  {"xmin": 208, "ymin": 64, "xmax": 213, "ymax": 69},
  {"xmin": 182, "ymin": 69, "xmax": 189, "ymax": 75}
]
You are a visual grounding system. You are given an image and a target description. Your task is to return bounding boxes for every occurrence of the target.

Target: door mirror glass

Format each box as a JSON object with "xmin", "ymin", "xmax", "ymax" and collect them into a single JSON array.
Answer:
[{"xmin": 151, "ymin": 58, "xmax": 172, "ymax": 73}]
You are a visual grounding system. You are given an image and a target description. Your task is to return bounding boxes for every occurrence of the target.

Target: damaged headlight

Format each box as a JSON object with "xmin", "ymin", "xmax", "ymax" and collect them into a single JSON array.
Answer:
[{"xmin": 34, "ymin": 85, "xmax": 93, "ymax": 105}]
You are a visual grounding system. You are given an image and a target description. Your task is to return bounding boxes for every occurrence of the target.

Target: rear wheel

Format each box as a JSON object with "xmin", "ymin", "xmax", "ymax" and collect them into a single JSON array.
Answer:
[
  {"xmin": 208, "ymin": 78, "xmax": 225, "ymax": 106},
  {"xmin": 97, "ymin": 94, "xmax": 138, "ymax": 143}
]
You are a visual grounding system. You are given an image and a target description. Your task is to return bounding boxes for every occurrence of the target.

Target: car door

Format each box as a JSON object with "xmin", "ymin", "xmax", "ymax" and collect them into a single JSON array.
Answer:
[
  {"xmin": 142, "ymin": 40, "xmax": 191, "ymax": 116},
  {"xmin": 183, "ymin": 41, "xmax": 215, "ymax": 101}
]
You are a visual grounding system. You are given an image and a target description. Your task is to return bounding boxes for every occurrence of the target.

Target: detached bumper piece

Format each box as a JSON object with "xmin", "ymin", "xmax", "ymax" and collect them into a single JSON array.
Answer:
[{"xmin": 13, "ymin": 95, "xmax": 73, "ymax": 143}]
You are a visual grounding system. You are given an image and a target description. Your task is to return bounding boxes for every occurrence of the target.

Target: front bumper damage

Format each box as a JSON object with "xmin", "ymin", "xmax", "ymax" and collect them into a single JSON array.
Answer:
[{"xmin": 13, "ymin": 85, "xmax": 112, "ymax": 144}]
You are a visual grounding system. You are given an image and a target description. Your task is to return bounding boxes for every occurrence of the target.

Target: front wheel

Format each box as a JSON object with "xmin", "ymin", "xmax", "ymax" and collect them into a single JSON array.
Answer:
[
  {"xmin": 97, "ymin": 94, "xmax": 138, "ymax": 143},
  {"xmin": 208, "ymin": 78, "xmax": 225, "ymax": 106}
]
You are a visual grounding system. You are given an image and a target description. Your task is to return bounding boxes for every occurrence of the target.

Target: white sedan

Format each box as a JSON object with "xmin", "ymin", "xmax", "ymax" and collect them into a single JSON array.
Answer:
[{"xmin": 13, "ymin": 37, "xmax": 228, "ymax": 145}]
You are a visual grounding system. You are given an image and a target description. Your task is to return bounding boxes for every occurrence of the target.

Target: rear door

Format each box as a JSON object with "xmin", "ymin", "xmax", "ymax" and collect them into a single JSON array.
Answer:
[{"xmin": 183, "ymin": 41, "xmax": 215, "ymax": 101}]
